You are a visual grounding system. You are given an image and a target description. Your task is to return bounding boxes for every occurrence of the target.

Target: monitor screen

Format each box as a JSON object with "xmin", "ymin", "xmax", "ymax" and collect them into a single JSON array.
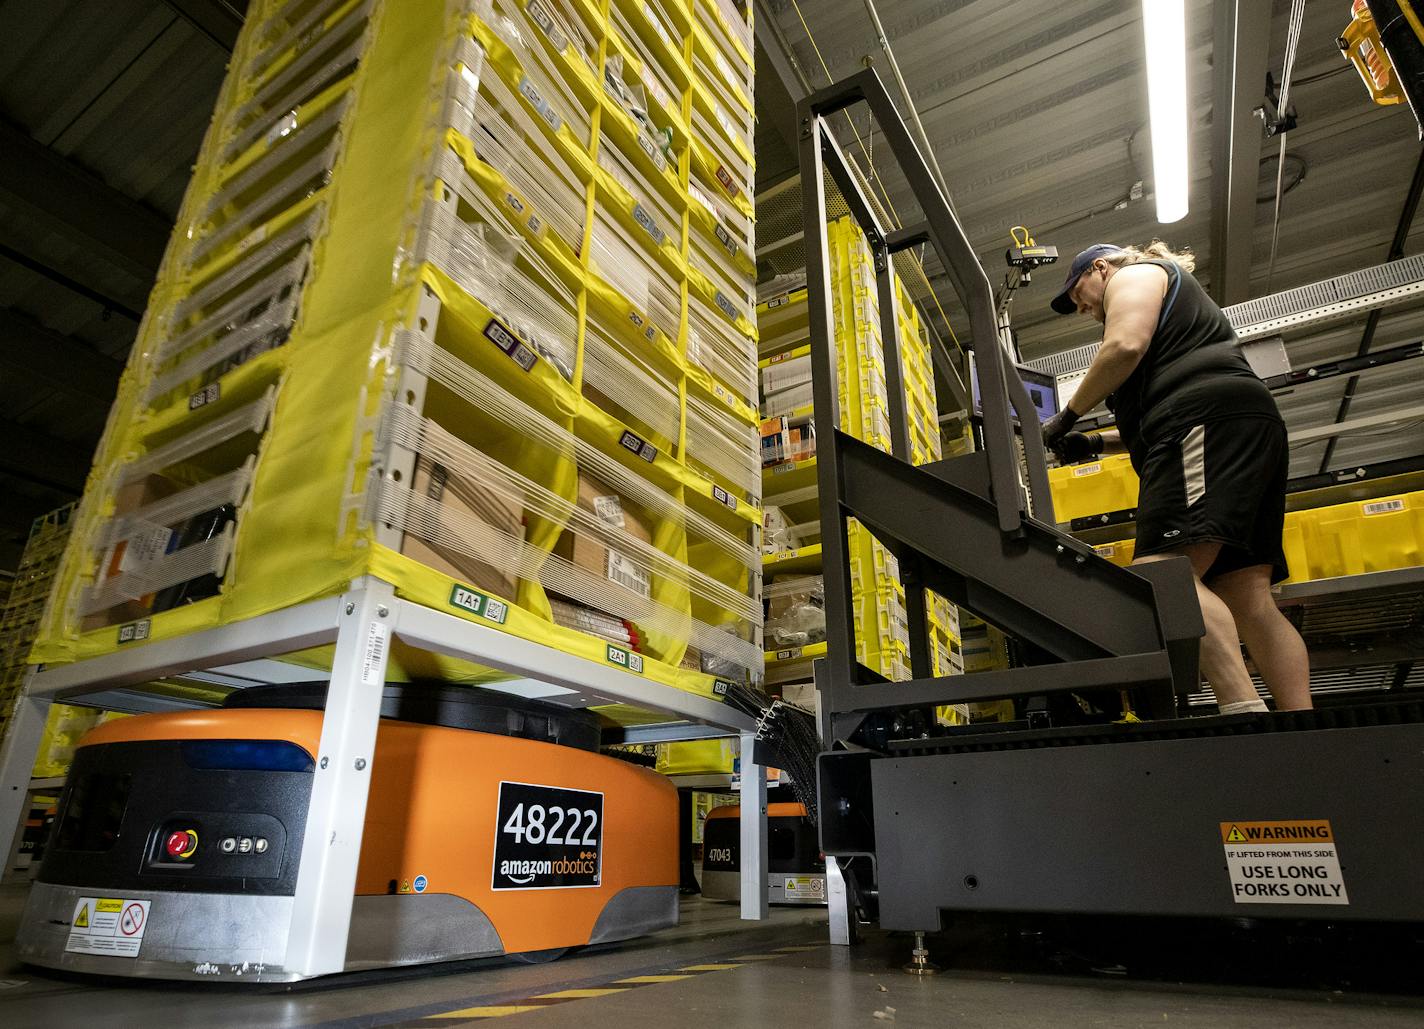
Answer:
[{"xmin": 969, "ymin": 354, "xmax": 1060, "ymax": 424}]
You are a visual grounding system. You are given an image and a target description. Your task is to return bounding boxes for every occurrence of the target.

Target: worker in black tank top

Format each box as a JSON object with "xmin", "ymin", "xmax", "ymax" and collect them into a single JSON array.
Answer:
[{"xmin": 1041, "ymin": 242, "xmax": 1311, "ymax": 714}]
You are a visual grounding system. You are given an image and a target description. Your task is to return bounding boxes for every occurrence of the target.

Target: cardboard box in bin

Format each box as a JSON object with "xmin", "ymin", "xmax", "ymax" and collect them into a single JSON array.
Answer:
[
  {"xmin": 554, "ymin": 472, "xmax": 653, "ymax": 598},
  {"xmin": 83, "ymin": 474, "xmax": 182, "ymax": 631},
  {"xmin": 401, "ymin": 457, "xmax": 524, "ymax": 600}
]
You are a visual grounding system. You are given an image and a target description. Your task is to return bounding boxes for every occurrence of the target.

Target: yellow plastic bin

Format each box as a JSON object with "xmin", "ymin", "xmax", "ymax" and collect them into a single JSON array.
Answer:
[
  {"xmin": 1299, "ymin": 492, "xmax": 1424, "ymax": 579},
  {"xmin": 1049, "ymin": 454, "xmax": 1140, "ymax": 522}
]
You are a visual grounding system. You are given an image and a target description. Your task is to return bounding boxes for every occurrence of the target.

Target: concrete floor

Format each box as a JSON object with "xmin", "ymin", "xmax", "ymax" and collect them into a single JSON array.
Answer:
[{"xmin": 2, "ymin": 882, "xmax": 1422, "ymax": 1028}]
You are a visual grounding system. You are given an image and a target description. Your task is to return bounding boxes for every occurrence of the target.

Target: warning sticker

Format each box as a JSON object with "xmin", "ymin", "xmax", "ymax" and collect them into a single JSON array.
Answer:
[
  {"xmin": 782, "ymin": 876, "xmax": 825, "ymax": 901},
  {"xmin": 1220, "ymin": 820, "xmax": 1349, "ymax": 905},
  {"xmin": 66, "ymin": 897, "xmax": 151, "ymax": 957}
]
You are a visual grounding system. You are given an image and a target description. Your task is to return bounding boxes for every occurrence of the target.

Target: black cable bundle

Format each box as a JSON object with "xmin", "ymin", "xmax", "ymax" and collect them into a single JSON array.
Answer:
[{"xmin": 722, "ymin": 681, "xmax": 822, "ymax": 825}]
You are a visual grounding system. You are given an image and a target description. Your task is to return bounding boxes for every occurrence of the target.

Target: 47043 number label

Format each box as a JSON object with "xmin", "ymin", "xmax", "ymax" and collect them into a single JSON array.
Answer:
[{"xmin": 492, "ymin": 782, "xmax": 603, "ymax": 891}]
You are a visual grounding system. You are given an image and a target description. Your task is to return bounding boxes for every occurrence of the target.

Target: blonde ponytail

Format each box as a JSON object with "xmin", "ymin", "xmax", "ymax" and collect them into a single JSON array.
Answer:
[{"xmin": 1103, "ymin": 239, "xmax": 1196, "ymax": 273}]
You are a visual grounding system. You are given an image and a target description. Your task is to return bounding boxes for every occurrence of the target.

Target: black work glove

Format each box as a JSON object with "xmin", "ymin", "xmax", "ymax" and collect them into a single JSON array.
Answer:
[
  {"xmin": 1055, "ymin": 430, "xmax": 1104, "ymax": 463},
  {"xmin": 1040, "ymin": 406, "xmax": 1079, "ymax": 451}
]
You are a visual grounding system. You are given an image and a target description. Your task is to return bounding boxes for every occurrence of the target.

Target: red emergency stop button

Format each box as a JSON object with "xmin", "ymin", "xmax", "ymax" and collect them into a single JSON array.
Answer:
[{"xmin": 165, "ymin": 829, "xmax": 199, "ymax": 860}]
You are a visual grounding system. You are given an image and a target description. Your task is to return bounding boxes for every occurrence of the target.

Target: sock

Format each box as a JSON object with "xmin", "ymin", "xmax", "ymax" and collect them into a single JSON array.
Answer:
[{"xmin": 1219, "ymin": 699, "xmax": 1269, "ymax": 715}]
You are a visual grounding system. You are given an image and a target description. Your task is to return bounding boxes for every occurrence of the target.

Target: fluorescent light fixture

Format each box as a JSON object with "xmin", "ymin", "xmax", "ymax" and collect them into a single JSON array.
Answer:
[{"xmin": 1142, "ymin": 0, "xmax": 1189, "ymax": 223}]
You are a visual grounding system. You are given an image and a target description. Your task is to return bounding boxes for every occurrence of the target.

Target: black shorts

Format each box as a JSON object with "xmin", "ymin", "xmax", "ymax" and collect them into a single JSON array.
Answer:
[{"xmin": 1134, "ymin": 415, "xmax": 1290, "ymax": 583}]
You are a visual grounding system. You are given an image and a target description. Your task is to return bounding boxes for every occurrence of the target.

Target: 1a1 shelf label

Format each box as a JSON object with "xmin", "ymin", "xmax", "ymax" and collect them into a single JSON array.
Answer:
[{"xmin": 492, "ymin": 782, "xmax": 603, "ymax": 891}]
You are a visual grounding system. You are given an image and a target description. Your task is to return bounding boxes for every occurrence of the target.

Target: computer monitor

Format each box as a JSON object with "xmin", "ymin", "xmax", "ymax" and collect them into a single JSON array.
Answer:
[{"xmin": 968, "ymin": 353, "xmax": 1060, "ymax": 424}]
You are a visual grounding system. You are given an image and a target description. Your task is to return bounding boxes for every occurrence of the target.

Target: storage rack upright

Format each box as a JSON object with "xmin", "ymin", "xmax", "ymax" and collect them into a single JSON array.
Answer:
[
  {"xmin": 757, "ymin": 218, "xmax": 966, "ymax": 722},
  {"xmin": 0, "ymin": 0, "xmax": 772, "ymax": 978}
]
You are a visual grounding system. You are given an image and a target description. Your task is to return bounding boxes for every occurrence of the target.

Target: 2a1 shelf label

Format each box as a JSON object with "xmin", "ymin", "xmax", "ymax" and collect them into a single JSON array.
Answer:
[{"xmin": 492, "ymin": 782, "xmax": 603, "ymax": 891}]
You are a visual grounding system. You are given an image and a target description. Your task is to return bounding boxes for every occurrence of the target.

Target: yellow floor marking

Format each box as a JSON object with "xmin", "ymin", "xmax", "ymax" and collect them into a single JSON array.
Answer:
[
  {"xmin": 774, "ymin": 945, "xmax": 822, "ymax": 952},
  {"xmin": 728, "ymin": 954, "xmax": 783, "ymax": 961},
  {"xmin": 428, "ymin": 1006, "xmax": 543, "ymax": 1018},
  {"xmin": 678, "ymin": 963, "xmax": 743, "ymax": 971},
  {"xmin": 533, "ymin": 988, "xmax": 630, "ymax": 999},
  {"xmin": 614, "ymin": 974, "xmax": 694, "ymax": 984}
]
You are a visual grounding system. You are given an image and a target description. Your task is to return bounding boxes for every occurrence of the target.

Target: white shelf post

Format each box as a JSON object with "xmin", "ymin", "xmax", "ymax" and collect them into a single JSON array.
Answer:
[
  {"xmin": 0, "ymin": 672, "xmax": 52, "ymax": 882},
  {"xmin": 739, "ymin": 730, "xmax": 768, "ymax": 919},
  {"xmin": 283, "ymin": 578, "xmax": 395, "ymax": 976}
]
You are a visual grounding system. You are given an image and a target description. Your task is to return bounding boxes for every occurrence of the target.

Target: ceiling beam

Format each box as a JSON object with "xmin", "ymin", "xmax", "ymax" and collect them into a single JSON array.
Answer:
[
  {"xmin": 0, "ymin": 119, "xmax": 170, "ymax": 289},
  {"xmin": 0, "ymin": 308, "xmax": 124, "ymax": 402},
  {"xmin": 1317, "ymin": 146, "xmax": 1424, "ymax": 473},
  {"xmin": 1208, "ymin": 0, "xmax": 1273, "ymax": 306},
  {"xmin": 754, "ymin": 0, "xmax": 810, "ymax": 180},
  {"xmin": 163, "ymin": 0, "xmax": 246, "ymax": 52},
  {"xmin": 0, "ymin": 419, "xmax": 94, "ymax": 495}
]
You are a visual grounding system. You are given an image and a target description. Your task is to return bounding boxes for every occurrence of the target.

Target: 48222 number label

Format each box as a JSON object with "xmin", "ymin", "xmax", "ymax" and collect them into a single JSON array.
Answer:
[{"xmin": 492, "ymin": 782, "xmax": 604, "ymax": 890}]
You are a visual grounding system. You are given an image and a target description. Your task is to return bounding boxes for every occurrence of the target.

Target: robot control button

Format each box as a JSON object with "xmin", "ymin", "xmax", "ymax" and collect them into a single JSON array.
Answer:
[
  {"xmin": 254, "ymin": 838, "xmax": 269, "ymax": 854},
  {"xmin": 238, "ymin": 837, "xmax": 254, "ymax": 854},
  {"xmin": 220, "ymin": 837, "xmax": 237, "ymax": 854}
]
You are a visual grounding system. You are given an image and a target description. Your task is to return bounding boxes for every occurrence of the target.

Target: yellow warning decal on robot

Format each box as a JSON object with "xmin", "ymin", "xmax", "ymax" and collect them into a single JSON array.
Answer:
[
  {"xmin": 1219, "ymin": 820, "xmax": 1348, "ymax": 905},
  {"xmin": 66, "ymin": 897, "xmax": 151, "ymax": 957}
]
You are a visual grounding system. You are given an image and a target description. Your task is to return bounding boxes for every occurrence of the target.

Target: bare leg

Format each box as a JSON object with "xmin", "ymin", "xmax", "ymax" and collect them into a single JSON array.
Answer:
[
  {"xmin": 1209, "ymin": 564, "xmax": 1312, "ymax": 710},
  {"xmin": 1134, "ymin": 543, "xmax": 1259, "ymax": 706}
]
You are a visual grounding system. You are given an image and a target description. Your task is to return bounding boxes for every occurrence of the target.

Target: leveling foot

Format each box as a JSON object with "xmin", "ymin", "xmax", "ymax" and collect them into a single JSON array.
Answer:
[{"xmin": 902, "ymin": 931, "xmax": 941, "ymax": 975}]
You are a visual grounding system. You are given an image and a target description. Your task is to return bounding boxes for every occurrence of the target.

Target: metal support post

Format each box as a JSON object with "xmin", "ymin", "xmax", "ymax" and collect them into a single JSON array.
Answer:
[
  {"xmin": 738, "ymin": 730, "xmax": 768, "ymax": 920},
  {"xmin": 284, "ymin": 578, "xmax": 396, "ymax": 976},
  {"xmin": 0, "ymin": 672, "xmax": 52, "ymax": 882},
  {"xmin": 902, "ymin": 561, "xmax": 932, "ymax": 680},
  {"xmin": 800, "ymin": 111, "xmax": 865, "ymax": 721}
]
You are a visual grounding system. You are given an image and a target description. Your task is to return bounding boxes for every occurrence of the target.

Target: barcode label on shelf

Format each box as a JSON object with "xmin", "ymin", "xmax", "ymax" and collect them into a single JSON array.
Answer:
[
  {"xmin": 715, "ymin": 164, "xmax": 741, "ymax": 197},
  {"xmin": 713, "ymin": 290, "xmax": 738, "ymax": 322},
  {"xmin": 1072, "ymin": 463, "xmax": 1102, "ymax": 477},
  {"xmin": 711, "ymin": 484, "xmax": 738, "ymax": 511},
  {"xmin": 636, "ymin": 130, "xmax": 669, "ymax": 173},
  {"xmin": 712, "ymin": 678, "xmax": 733, "ymax": 697},
  {"xmin": 361, "ymin": 621, "xmax": 388, "ymax": 686},
  {"xmin": 626, "ymin": 307, "xmax": 660, "ymax": 344},
  {"xmin": 1363, "ymin": 499, "xmax": 1405, "ymax": 515},
  {"xmin": 518, "ymin": 76, "xmax": 562, "ymax": 133},
  {"xmin": 765, "ymin": 292, "xmax": 791, "ymax": 309},
  {"xmin": 633, "ymin": 202, "xmax": 666, "ymax": 246},
  {"xmin": 448, "ymin": 583, "xmax": 509, "ymax": 624},
  {"xmin": 188, "ymin": 382, "xmax": 221, "ymax": 410},
  {"xmin": 606, "ymin": 643, "xmax": 645, "ymax": 674},
  {"xmin": 117, "ymin": 619, "xmax": 151, "ymax": 644},
  {"xmin": 618, "ymin": 429, "xmax": 658, "ymax": 463},
  {"xmin": 607, "ymin": 550, "xmax": 651, "ymax": 597},
  {"xmin": 714, "ymin": 222, "xmax": 740, "ymax": 258},
  {"xmin": 484, "ymin": 318, "xmax": 538, "ymax": 371},
  {"xmin": 525, "ymin": 0, "xmax": 568, "ymax": 51}
]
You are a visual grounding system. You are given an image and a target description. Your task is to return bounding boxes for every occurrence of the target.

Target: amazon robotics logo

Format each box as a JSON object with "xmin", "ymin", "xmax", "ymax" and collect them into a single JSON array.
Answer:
[{"xmin": 492, "ymin": 781, "xmax": 604, "ymax": 891}]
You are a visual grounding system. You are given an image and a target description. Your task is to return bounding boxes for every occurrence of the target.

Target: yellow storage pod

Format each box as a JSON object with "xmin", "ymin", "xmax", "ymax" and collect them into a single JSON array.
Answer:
[{"xmin": 29, "ymin": 0, "xmax": 761, "ymax": 714}]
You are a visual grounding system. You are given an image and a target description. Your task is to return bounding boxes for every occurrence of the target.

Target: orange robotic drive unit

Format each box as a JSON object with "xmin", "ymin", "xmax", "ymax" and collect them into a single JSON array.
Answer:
[{"xmin": 15, "ymin": 683, "xmax": 677, "ymax": 981}]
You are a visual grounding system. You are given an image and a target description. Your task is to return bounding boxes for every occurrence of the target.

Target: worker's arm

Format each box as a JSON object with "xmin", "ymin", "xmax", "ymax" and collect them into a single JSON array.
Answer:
[
  {"xmin": 1053, "ymin": 426, "xmax": 1126, "ymax": 463},
  {"xmin": 1096, "ymin": 427, "xmax": 1125, "ymax": 454},
  {"xmin": 1063, "ymin": 264, "xmax": 1167, "ymax": 415}
]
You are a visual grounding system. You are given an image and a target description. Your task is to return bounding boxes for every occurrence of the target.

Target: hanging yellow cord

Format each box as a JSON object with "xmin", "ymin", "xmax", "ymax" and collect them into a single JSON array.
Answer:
[{"xmin": 787, "ymin": 0, "xmax": 963, "ymax": 354}]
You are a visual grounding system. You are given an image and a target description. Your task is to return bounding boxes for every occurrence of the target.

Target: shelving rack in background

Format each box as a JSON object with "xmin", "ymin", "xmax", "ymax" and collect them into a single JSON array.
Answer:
[{"xmin": 756, "ymin": 215, "xmax": 968, "ymax": 727}]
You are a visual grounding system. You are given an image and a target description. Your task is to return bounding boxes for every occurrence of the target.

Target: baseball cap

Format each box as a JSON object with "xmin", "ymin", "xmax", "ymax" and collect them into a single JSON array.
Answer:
[{"xmin": 1050, "ymin": 243, "xmax": 1125, "ymax": 315}]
